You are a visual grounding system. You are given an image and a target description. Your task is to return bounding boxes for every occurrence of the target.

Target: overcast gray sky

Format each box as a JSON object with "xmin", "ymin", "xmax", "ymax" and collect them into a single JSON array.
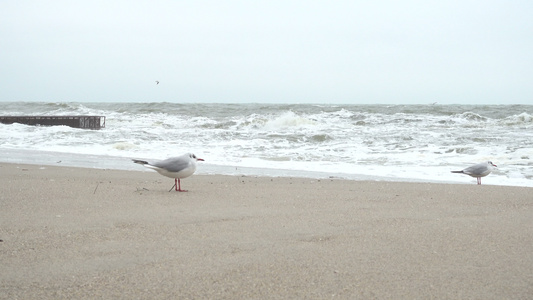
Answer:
[{"xmin": 1, "ymin": 1, "xmax": 532, "ymax": 104}]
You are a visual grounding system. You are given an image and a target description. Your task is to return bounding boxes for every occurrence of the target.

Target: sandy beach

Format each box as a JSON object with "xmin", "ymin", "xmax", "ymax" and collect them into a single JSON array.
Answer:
[{"xmin": 1, "ymin": 162, "xmax": 532, "ymax": 299}]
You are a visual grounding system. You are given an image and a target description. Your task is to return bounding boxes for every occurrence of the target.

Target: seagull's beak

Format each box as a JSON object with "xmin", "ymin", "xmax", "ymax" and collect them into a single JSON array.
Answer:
[
  {"xmin": 197, "ymin": 158, "xmax": 205, "ymax": 161},
  {"xmin": 492, "ymin": 163, "xmax": 497, "ymax": 167}
]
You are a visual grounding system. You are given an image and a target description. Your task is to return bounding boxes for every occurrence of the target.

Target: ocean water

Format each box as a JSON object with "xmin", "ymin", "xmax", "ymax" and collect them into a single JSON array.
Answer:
[{"xmin": 1, "ymin": 102, "xmax": 532, "ymax": 187}]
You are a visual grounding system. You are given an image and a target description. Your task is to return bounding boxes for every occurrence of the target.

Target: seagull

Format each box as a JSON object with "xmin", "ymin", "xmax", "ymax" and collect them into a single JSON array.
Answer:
[
  {"xmin": 451, "ymin": 161, "xmax": 497, "ymax": 185},
  {"xmin": 155, "ymin": 80, "xmax": 159, "ymax": 84},
  {"xmin": 133, "ymin": 153, "xmax": 204, "ymax": 192}
]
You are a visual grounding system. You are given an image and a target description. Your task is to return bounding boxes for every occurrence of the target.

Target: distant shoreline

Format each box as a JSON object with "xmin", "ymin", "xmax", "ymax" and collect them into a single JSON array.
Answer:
[
  {"xmin": 2, "ymin": 149, "xmax": 532, "ymax": 188},
  {"xmin": 2, "ymin": 102, "xmax": 532, "ymax": 187}
]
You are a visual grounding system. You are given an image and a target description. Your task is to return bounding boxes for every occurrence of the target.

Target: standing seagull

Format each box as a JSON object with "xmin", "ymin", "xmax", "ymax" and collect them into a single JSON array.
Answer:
[
  {"xmin": 133, "ymin": 153, "xmax": 204, "ymax": 192},
  {"xmin": 451, "ymin": 161, "xmax": 497, "ymax": 185}
]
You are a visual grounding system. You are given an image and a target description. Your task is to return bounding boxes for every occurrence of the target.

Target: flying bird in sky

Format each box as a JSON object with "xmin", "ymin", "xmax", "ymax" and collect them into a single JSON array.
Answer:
[{"xmin": 155, "ymin": 80, "xmax": 159, "ymax": 84}]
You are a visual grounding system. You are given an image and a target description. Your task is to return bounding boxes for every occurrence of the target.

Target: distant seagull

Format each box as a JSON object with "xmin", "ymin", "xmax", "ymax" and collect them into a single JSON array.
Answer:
[
  {"xmin": 155, "ymin": 80, "xmax": 159, "ymax": 84},
  {"xmin": 451, "ymin": 161, "xmax": 497, "ymax": 185},
  {"xmin": 133, "ymin": 153, "xmax": 204, "ymax": 192}
]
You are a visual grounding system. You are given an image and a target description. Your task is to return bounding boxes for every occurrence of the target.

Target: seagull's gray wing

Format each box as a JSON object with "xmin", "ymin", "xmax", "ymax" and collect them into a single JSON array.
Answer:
[
  {"xmin": 463, "ymin": 162, "xmax": 489, "ymax": 176},
  {"xmin": 152, "ymin": 155, "xmax": 190, "ymax": 173}
]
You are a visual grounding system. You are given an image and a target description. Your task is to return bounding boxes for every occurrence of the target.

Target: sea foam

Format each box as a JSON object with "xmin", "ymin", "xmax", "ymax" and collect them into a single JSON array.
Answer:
[{"xmin": 1, "ymin": 102, "xmax": 532, "ymax": 187}]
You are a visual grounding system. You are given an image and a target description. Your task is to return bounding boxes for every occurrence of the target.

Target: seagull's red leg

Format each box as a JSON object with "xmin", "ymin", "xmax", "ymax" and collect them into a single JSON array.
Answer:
[
  {"xmin": 169, "ymin": 178, "xmax": 188, "ymax": 192},
  {"xmin": 477, "ymin": 177, "xmax": 481, "ymax": 185},
  {"xmin": 177, "ymin": 178, "xmax": 188, "ymax": 192}
]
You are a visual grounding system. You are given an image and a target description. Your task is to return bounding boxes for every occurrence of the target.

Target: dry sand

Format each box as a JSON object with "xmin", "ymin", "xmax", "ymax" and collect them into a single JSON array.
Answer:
[{"xmin": 1, "ymin": 163, "xmax": 532, "ymax": 299}]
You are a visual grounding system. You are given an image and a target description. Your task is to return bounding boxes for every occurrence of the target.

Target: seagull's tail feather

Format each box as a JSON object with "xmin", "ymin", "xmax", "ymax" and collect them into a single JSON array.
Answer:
[
  {"xmin": 132, "ymin": 159, "xmax": 149, "ymax": 165},
  {"xmin": 451, "ymin": 170, "xmax": 464, "ymax": 174}
]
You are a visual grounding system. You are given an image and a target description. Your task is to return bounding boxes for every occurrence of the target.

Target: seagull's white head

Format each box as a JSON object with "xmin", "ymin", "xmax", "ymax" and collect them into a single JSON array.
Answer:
[{"xmin": 189, "ymin": 153, "xmax": 204, "ymax": 161}]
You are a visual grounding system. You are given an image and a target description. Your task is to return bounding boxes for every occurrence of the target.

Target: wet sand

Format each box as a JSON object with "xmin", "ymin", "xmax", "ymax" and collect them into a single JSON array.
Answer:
[{"xmin": 1, "ymin": 163, "xmax": 532, "ymax": 299}]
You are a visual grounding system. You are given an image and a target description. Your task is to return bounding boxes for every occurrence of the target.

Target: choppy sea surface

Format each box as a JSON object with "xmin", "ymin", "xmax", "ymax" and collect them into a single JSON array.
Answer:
[{"xmin": 1, "ymin": 102, "xmax": 532, "ymax": 187}]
